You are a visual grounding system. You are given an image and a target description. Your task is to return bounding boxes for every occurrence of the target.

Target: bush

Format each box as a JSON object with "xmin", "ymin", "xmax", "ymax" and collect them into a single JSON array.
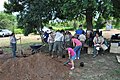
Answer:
[
  {"xmin": 14, "ymin": 28, "xmax": 23, "ymax": 34},
  {"xmin": 23, "ymin": 27, "xmax": 34, "ymax": 36},
  {"xmin": 52, "ymin": 26, "xmax": 74, "ymax": 31}
]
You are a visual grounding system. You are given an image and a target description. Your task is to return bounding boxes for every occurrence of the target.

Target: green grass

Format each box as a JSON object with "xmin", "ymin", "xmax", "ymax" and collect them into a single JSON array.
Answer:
[
  {"xmin": 110, "ymin": 69, "xmax": 120, "ymax": 76},
  {"xmin": 0, "ymin": 34, "xmax": 41, "ymax": 53},
  {"xmin": 2, "ymin": 42, "xmax": 42, "ymax": 54}
]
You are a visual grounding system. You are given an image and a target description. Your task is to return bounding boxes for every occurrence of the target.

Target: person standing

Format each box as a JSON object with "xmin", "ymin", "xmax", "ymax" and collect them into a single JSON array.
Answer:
[
  {"xmin": 75, "ymin": 25, "xmax": 85, "ymax": 38},
  {"xmin": 10, "ymin": 33, "xmax": 20, "ymax": 58},
  {"xmin": 72, "ymin": 36, "xmax": 82, "ymax": 59},
  {"xmin": 64, "ymin": 31, "xmax": 72, "ymax": 48},
  {"xmin": 52, "ymin": 30, "xmax": 64, "ymax": 58},
  {"xmin": 47, "ymin": 32, "xmax": 55, "ymax": 56},
  {"xmin": 78, "ymin": 31, "xmax": 86, "ymax": 44}
]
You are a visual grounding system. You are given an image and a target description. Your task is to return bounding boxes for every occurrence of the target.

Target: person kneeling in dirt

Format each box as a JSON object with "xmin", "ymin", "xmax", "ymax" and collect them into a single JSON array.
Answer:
[
  {"xmin": 66, "ymin": 48, "xmax": 76, "ymax": 70},
  {"xmin": 10, "ymin": 33, "xmax": 20, "ymax": 58}
]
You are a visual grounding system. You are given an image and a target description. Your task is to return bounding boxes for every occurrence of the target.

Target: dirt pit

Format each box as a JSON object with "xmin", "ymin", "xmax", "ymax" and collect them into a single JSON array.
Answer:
[{"xmin": 0, "ymin": 53, "xmax": 72, "ymax": 80}]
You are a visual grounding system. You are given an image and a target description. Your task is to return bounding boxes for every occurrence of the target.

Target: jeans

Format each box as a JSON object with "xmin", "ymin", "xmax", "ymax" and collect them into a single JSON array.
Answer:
[
  {"xmin": 11, "ymin": 43, "xmax": 16, "ymax": 58},
  {"xmin": 52, "ymin": 41, "xmax": 63, "ymax": 56},
  {"xmin": 74, "ymin": 46, "xmax": 82, "ymax": 58},
  {"xmin": 93, "ymin": 46, "xmax": 97, "ymax": 56},
  {"xmin": 71, "ymin": 54, "xmax": 76, "ymax": 60},
  {"xmin": 49, "ymin": 43, "xmax": 54, "ymax": 52}
]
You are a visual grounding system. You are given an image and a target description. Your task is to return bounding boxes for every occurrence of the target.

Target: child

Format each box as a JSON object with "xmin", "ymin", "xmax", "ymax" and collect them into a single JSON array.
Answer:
[
  {"xmin": 67, "ymin": 48, "xmax": 76, "ymax": 70},
  {"xmin": 72, "ymin": 36, "xmax": 82, "ymax": 59}
]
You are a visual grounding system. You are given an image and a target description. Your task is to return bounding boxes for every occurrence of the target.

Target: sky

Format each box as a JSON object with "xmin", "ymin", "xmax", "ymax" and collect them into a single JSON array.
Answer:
[
  {"xmin": 0, "ymin": 0, "xmax": 8, "ymax": 11},
  {"xmin": 0, "ymin": 0, "xmax": 18, "ymax": 15}
]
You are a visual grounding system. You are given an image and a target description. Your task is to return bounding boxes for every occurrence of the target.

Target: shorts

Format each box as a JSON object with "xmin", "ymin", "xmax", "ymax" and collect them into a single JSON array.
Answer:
[{"xmin": 71, "ymin": 54, "xmax": 76, "ymax": 60}]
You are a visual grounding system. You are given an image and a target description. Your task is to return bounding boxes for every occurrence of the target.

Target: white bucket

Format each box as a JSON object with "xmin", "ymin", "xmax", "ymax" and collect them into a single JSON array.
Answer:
[{"xmin": 101, "ymin": 44, "xmax": 108, "ymax": 50}]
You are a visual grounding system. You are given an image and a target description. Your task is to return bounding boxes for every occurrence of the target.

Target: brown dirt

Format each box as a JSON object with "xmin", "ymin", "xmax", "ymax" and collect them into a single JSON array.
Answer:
[
  {"xmin": 0, "ymin": 52, "xmax": 72, "ymax": 80},
  {"xmin": 0, "ymin": 29, "xmax": 120, "ymax": 80},
  {"xmin": 102, "ymin": 29, "xmax": 120, "ymax": 39}
]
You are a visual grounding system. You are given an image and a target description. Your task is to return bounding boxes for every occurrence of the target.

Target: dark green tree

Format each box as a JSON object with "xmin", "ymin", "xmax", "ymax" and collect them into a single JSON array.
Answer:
[
  {"xmin": 0, "ymin": 12, "xmax": 16, "ymax": 30},
  {"xmin": 111, "ymin": 0, "xmax": 120, "ymax": 28},
  {"xmin": 61, "ymin": 0, "xmax": 113, "ymax": 30},
  {"xmin": 4, "ymin": 0, "xmax": 116, "ymax": 31},
  {"xmin": 4, "ymin": 0, "xmax": 65, "ymax": 35}
]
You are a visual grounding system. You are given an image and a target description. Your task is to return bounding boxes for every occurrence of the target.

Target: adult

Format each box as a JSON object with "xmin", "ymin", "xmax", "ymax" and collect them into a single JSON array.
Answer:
[
  {"xmin": 106, "ymin": 22, "xmax": 112, "ymax": 31},
  {"xmin": 93, "ymin": 32, "xmax": 104, "ymax": 58},
  {"xmin": 75, "ymin": 25, "xmax": 85, "ymax": 38},
  {"xmin": 78, "ymin": 31, "xmax": 86, "ymax": 44},
  {"xmin": 72, "ymin": 36, "xmax": 82, "ymax": 59},
  {"xmin": 10, "ymin": 33, "xmax": 20, "ymax": 58},
  {"xmin": 47, "ymin": 32, "xmax": 55, "ymax": 55},
  {"xmin": 64, "ymin": 30, "xmax": 72, "ymax": 48},
  {"xmin": 43, "ymin": 31, "xmax": 49, "ymax": 43},
  {"xmin": 52, "ymin": 30, "xmax": 64, "ymax": 58},
  {"xmin": 84, "ymin": 30, "xmax": 94, "ymax": 54}
]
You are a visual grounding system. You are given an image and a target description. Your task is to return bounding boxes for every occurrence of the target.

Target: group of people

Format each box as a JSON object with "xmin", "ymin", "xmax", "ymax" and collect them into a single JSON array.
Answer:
[
  {"xmin": 46, "ymin": 28, "xmax": 82, "ymax": 70},
  {"xmin": 9, "ymin": 25, "xmax": 108, "ymax": 70},
  {"xmin": 43, "ymin": 25, "xmax": 108, "ymax": 70}
]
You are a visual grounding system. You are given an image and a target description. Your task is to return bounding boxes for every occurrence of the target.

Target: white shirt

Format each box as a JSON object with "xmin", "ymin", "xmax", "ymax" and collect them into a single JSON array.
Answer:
[
  {"xmin": 65, "ymin": 35, "xmax": 71, "ymax": 42},
  {"xmin": 54, "ymin": 32, "xmax": 64, "ymax": 42},
  {"xmin": 78, "ymin": 34, "xmax": 86, "ymax": 42},
  {"xmin": 10, "ymin": 36, "xmax": 16, "ymax": 43},
  {"xmin": 47, "ymin": 33, "xmax": 54, "ymax": 43},
  {"xmin": 93, "ymin": 36, "xmax": 104, "ymax": 44}
]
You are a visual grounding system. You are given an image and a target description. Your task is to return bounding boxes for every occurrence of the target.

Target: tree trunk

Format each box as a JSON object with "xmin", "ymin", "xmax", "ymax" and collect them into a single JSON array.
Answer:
[
  {"xmin": 73, "ymin": 19, "xmax": 77, "ymax": 30},
  {"xmin": 36, "ymin": 22, "xmax": 45, "ymax": 44},
  {"xmin": 86, "ymin": 10, "xmax": 93, "ymax": 30}
]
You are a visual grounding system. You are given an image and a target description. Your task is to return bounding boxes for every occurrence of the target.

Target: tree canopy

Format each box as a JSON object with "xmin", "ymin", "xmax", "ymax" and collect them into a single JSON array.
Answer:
[
  {"xmin": 0, "ymin": 12, "xmax": 16, "ymax": 30},
  {"xmin": 4, "ymin": 0, "xmax": 120, "ymax": 35}
]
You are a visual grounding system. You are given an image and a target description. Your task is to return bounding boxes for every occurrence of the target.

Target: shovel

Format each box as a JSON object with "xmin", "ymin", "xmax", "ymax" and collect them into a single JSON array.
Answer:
[
  {"xmin": 63, "ymin": 59, "xmax": 70, "ymax": 65},
  {"xmin": 19, "ymin": 37, "xmax": 26, "ymax": 57}
]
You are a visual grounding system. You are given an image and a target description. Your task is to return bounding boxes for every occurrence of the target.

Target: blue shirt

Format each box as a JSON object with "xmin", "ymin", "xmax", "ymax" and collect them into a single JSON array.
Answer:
[{"xmin": 75, "ymin": 29, "xmax": 84, "ymax": 35}]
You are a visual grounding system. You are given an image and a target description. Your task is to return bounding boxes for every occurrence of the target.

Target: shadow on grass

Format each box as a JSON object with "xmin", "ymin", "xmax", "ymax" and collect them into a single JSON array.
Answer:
[{"xmin": 2, "ymin": 42, "xmax": 42, "ymax": 54}]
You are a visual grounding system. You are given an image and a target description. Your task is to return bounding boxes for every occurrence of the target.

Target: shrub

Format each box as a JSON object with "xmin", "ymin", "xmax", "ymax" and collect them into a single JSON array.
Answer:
[{"xmin": 14, "ymin": 28, "xmax": 23, "ymax": 34}]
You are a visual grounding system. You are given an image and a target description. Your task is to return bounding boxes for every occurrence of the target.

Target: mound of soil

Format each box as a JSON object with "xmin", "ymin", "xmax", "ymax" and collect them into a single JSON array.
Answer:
[{"xmin": 0, "ymin": 53, "xmax": 71, "ymax": 80}]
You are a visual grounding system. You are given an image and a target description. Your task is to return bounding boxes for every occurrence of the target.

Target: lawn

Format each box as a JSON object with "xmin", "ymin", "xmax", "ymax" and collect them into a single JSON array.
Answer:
[
  {"xmin": 0, "ymin": 34, "xmax": 41, "ymax": 53},
  {"xmin": 0, "ymin": 29, "xmax": 120, "ymax": 53}
]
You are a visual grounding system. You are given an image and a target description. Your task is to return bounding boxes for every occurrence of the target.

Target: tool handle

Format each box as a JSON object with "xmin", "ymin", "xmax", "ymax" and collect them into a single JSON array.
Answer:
[{"xmin": 64, "ymin": 59, "xmax": 70, "ymax": 65}]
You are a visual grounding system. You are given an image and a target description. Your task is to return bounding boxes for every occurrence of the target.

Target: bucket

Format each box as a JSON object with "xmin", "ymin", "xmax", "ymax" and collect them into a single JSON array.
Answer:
[{"xmin": 101, "ymin": 44, "xmax": 108, "ymax": 50}]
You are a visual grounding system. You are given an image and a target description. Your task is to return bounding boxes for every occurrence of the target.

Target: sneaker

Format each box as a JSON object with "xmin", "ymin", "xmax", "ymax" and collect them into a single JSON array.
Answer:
[
  {"xmin": 51, "ymin": 55, "xmax": 54, "ymax": 58},
  {"xmin": 77, "ymin": 57, "xmax": 80, "ymax": 59},
  {"xmin": 96, "ymin": 52, "xmax": 98, "ymax": 55},
  {"xmin": 58, "ymin": 56, "xmax": 61, "ymax": 59},
  {"xmin": 93, "ymin": 55, "xmax": 96, "ymax": 58},
  {"xmin": 70, "ymin": 67, "xmax": 74, "ymax": 70},
  {"xmin": 75, "ymin": 57, "xmax": 77, "ymax": 59}
]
